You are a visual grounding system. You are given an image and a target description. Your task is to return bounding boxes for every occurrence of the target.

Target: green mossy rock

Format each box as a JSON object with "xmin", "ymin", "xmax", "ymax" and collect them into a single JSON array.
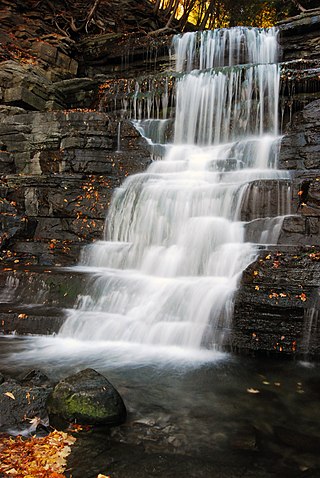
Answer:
[{"xmin": 47, "ymin": 368, "xmax": 126, "ymax": 426}]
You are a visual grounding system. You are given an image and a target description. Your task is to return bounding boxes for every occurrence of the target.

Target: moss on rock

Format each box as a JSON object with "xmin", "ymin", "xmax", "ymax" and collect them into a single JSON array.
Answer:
[{"xmin": 47, "ymin": 368, "xmax": 126, "ymax": 426}]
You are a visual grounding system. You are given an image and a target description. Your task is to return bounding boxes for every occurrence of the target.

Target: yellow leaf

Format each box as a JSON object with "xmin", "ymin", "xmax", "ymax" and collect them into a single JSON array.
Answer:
[
  {"xmin": 4, "ymin": 392, "xmax": 15, "ymax": 400},
  {"xmin": 246, "ymin": 388, "xmax": 260, "ymax": 394},
  {"xmin": 18, "ymin": 313, "xmax": 28, "ymax": 319}
]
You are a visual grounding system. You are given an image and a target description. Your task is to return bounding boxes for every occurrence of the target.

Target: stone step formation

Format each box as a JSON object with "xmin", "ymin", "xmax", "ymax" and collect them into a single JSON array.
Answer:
[{"xmin": 0, "ymin": 4, "xmax": 320, "ymax": 357}]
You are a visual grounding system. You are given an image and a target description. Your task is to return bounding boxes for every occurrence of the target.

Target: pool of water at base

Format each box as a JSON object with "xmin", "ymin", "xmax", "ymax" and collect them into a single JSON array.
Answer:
[{"xmin": 0, "ymin": 335, "xmax": 319, "ymax": 478}]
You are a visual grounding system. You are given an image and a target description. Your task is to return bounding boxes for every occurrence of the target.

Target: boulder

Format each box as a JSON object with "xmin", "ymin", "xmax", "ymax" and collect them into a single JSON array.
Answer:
[{"xmin": 47, "ymin": 368, "xmax": 127, "ymax": 426}]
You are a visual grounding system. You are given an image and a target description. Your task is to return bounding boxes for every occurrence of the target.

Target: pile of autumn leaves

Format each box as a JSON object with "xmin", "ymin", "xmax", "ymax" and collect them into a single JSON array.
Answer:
[
  {"xmin": 0, "ymin": 430, "xmax": 109, "ymax": 478},
  {"xmin": 0, "ymin": 430, "xmax": 76, "ymax": 477}
]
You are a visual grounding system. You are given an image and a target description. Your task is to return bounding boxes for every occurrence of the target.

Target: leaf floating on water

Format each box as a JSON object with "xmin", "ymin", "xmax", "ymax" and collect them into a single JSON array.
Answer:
[
  {"xmin": 4, "ymin": 392, "xmax": 15, "ymax": 400},
  {"xmin": 246, "ymin": 388, "xmax": 260, "ymax": 394}
]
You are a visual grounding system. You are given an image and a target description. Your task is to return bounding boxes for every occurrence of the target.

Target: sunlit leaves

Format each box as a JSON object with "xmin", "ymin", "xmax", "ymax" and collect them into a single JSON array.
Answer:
[
  {"xmin": 149, "ymin": 0, "xmax": 280, "ymax": 28},
  {"xmin": 0, "ymin": 430, "xmax": 76, "ymax": 478}
]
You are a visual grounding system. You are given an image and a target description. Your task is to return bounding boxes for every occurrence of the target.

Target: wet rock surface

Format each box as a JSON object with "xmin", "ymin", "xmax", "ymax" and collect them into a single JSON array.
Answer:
[
  {"xmin": 279, "ymin": 100, "xmax": 320, "ymax": 171},
  {"xmin": 0, "ymin": 370, "xmax": 52, "ymax": 433},
  {"xmin": 0, "ymin": 367, "xmax": 127, "ymax": 437},
  {"xmin": 0, "ymin": 108, "xmax": 150, "ymax": 334},
  {"xmin": 279, "ymin": 8, "xmax": 320, "ymax": 62},
  {"xmin": 232, "ymin": 245, "xmax": 320, "ymax": 357},
  {"xmin": 47, "ymin": 368, "xmax": 127, "ymax": 426},
  {"xmin": 0, "ymin": 109, "xmax": 150, "ymax": 266},
  {"xmin": 233, "ymin": 91, "xmax": 320, "ymax": 358}
]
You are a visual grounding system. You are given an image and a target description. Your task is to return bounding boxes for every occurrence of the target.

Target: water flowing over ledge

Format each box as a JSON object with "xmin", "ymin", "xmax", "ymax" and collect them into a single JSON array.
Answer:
[{"xmin": 53, "ymin": 26, "xmax": 292, "ymax": 364}]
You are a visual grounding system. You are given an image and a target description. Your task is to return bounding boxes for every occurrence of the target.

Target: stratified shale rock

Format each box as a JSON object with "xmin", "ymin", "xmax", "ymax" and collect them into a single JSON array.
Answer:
[
  {"xmin": 232, "ymin": 96, "xmax": 320, "ymax": 358},
  {"xmin": 0, "ymin": 109, "xmax": 150, "ymax": 266},
  {"xmin": 232, "ymin": 246, "xmax": 320, "ymax": 358}
]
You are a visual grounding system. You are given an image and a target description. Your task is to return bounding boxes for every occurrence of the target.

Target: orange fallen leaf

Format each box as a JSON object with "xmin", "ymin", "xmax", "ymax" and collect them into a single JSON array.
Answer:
[{"xmin": 18, "ymin": 313, "xmax": 28, "ymax": 319}]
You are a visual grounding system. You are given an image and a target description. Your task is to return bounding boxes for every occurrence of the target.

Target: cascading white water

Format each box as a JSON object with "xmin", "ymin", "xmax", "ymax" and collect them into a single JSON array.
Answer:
[{"xmin": 59, "ymin": 28, "xmax": 291, "ymax": 355}]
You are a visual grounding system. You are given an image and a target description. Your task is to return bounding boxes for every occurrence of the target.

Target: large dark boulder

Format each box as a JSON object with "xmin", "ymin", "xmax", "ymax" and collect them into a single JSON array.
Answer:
[{"xmin": 47, "ymin": 368, "xmax": 127, "ymax": 426}]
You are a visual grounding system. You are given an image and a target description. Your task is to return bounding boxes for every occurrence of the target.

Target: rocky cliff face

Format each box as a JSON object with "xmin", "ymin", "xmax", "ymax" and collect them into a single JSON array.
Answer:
[
  {"xmin": 0, "ymin": 0, "xmax": 160, "ymax": 335},
  {"xmin": 0, "ymin": 2, "xmax": 320, "ymax": 357},
  {"xmin": 231, "ymin": 10, "xmax": 320, "ymax": 358}
]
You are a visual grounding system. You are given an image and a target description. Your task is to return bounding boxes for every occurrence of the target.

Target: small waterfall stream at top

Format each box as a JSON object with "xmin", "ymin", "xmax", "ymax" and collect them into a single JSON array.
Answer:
[{"xmin": 59, "ymin": 27, "xmax": 291, "ymax": 362}]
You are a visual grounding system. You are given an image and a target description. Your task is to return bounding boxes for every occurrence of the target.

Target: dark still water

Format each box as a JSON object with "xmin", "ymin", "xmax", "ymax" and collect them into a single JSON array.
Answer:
[{"xmin": 0, "ymin": 336, "xmax": 319, "ymax": 478}]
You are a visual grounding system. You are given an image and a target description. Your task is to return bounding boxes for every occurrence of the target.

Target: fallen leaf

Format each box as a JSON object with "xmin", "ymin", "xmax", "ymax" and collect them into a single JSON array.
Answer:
[
  {"xmin": 4, "ymin": 392, "xmax": 15, "ymax": 400},
  {"xmin": 27, "ymin": 416, "xmax": 41, "ymax": 430},
  {"xmin": 246, "ymin": 388, "xmax": 260, "ymax": 394},
  {"xmin": 18, "ymin": 313, "xmax": 28, "ymax": 319}
]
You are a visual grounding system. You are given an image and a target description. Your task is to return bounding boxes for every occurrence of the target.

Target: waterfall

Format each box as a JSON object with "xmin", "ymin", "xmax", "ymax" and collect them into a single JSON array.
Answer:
[{"xmin": 59, "ymin": 28, "xmax": 290, "ymax": 356}]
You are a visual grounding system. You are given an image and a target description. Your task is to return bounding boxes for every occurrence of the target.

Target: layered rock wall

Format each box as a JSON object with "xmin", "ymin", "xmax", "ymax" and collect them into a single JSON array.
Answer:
[
  {"xmin": 1, "ymin": 3, "xmax": 320, "ymax": 357},
  {"xmin": 231, "ymin": 11, "xmax": 320, "ymax": 358}
]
